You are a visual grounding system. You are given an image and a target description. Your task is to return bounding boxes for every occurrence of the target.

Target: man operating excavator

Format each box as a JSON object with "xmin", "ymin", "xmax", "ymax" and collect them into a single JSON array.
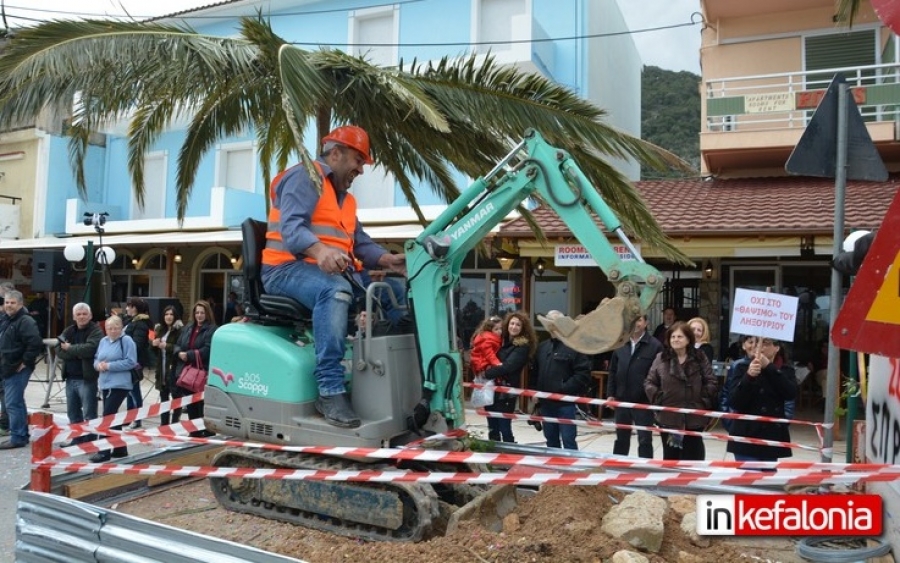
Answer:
[{"xmin": 261, "ymin": 125, "xmax": 406, "ymax": 428}]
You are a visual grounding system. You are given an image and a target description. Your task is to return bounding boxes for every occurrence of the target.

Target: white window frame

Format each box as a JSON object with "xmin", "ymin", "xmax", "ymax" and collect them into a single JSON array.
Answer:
[
  {"xmin": 131, "ymin": 150, "xmax": 167, "ymax": 220},
  {"xmin": 214, "ymin": 140, "xmax": 257, "ymax": 193},
  {"xmin": 348, "ymin": 5, "xmax": 399, "ymax": 67},
  {"xmin": 470, "ymin": 0, "xmax": 530, "ymax": 55}
]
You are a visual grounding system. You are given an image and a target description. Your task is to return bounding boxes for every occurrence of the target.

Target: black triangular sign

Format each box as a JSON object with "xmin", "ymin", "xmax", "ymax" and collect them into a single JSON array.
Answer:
[{"xmin": 785, "ymin": 74, "xmax": 889, "ymax": 181}]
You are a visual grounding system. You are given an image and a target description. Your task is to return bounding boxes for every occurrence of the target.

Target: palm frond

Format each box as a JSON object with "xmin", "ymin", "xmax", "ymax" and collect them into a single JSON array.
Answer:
[
  {"xmin": 0, "ymin": 15, "xmax": 688, "ymax": 263},
  {"xmin": 834, "ymin": 0, "xmax": 861, "ymax": 25}
]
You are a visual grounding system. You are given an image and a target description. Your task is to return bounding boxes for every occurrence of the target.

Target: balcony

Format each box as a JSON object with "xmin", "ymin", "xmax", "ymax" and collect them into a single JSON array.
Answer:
[{"xmin": 701, "ymin": 62, "xmax": 900, "ymax": 175}]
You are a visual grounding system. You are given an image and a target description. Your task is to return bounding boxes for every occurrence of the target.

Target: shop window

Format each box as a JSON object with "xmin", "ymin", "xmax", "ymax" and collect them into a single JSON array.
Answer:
[
  {"xmin": 782, "ymin": 264, "xmax": 836, "ymax": 365},
  {"xmin": 200, "ymin": 252, "xmax": 233, "ymax": 325},
  {"xmin": 455, "ymin": 271, "xmax": 523, "ymax": 348},
  {"xmin": 532, "ymin": 271, "xmax": 567, "ymax": 326}
]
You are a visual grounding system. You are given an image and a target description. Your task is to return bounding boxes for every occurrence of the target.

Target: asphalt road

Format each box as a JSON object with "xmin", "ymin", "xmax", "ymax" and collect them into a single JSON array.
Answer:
[
  {"xmin": 0, "ymin": 444, "xmax": 31, "ymax": 562},
  {"xmin": 0, "ymin": 360, "xmax": 69, "ymax": 563}
]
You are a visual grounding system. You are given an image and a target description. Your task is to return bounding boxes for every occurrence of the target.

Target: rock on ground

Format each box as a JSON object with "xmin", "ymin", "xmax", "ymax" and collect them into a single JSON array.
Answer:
[{"xmin": 601, "ymin": 489, "xmax": 668, "ymax": 553}]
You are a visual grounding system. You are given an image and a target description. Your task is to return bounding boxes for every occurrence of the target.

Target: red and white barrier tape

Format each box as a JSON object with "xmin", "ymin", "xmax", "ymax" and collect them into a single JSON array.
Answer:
[
  {"xmin": 476, "ymin": 409, "xmax": 823, "ymax": 453},
  {"xmin": 465, "ymin": 383, "xmax": 830, "ymax": 429},
  {"xmin": 37, "ymin": 423, "xmax": 885, "ymax": 478},
  {"xmin": 35, "ymin": 460, "xmax": 900, "ymax": 487},
  {"xmin": 58, "ymin": 392, "xmax": 203, "ymax": 442}
]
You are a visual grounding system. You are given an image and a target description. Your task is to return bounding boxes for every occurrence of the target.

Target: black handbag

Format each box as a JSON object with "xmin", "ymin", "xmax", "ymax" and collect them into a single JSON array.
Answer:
[{"xmin": 118, "ymin": 338, "xmax": 143, "ymax": 385}]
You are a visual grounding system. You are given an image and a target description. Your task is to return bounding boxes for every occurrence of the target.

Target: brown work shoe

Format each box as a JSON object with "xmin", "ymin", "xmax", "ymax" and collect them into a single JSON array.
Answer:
[{"xmin": 315, "ymin": 393, "xmax": 361, "ymax": 428}]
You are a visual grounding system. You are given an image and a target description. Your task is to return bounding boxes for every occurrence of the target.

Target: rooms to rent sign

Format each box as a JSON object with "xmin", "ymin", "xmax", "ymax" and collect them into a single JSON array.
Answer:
[
  {"xmin": 729, "ymin": 288, "xmax": 799, "ymax": 342},
  {"xmin": 554, "ymin": 243, "xmax": 640, "ymax": 267}
]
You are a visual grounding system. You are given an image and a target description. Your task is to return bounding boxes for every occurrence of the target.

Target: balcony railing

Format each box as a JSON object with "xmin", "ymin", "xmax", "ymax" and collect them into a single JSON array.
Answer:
[{"xmin": 705, "ymin": 62, "xmax": 900, "ymax": 132}]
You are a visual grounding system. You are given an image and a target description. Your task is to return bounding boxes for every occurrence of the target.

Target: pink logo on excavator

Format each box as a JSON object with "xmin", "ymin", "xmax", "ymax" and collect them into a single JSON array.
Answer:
[{"xmin": 211, "ymin": 367, "xmax": 235, "ymax": 386}]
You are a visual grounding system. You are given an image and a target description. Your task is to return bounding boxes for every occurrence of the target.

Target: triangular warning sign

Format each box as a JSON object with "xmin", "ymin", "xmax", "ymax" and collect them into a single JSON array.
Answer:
[
  {"xmin": 833, "ymin": 188, "xmax": 900, "ymax": 357},
  {"xmin": 785, "ymin": 74, "xmax": 889, "ymax": 182}
]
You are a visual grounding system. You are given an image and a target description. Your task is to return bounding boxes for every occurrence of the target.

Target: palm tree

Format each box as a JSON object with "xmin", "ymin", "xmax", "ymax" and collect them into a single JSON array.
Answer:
[
  {"xmin": 0, "ymin": 16, "xmax": 689, "ymax": 261},
  {"xmin": 835, "ymin": 0, "xmax": 861, "ymax": 26}
]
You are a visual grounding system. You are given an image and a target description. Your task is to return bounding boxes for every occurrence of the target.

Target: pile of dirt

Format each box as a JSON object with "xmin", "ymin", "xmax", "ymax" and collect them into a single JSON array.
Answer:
[{"xmin": 116, "ymin": 479, "xmax": 757, "ymax": 563}]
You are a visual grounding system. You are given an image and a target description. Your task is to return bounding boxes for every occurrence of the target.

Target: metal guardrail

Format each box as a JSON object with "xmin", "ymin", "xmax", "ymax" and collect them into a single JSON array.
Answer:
[{"xmin": 16, "ymin": 490, "xmax": 307, "ymax": 563}]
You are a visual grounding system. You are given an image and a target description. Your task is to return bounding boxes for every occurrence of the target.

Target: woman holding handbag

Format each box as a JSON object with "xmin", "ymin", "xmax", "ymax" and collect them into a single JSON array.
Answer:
[
  {"xmin": 152, "ymin": 305, "xmax": 183, "ymax": 426},
  {"xmin": 90, "ymin": 315, "xmax": 136, "ymax": 462},
  {"xmin": 173, "ymin": 300, "xmax": 217, "ymax": 437}
]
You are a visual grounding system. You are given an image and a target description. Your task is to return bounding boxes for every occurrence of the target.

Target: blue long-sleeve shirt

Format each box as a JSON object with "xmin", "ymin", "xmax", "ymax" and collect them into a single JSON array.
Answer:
[
  {"xmin": 94, "ymin": 335, "xmax": 137, "ymax": 391},
  {"xmin": 273, "ymin": 159, "xmax": 387, "ymax": 269}
]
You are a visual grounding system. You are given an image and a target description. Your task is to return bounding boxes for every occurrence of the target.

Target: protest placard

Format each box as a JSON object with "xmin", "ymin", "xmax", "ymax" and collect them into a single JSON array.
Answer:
[{"xmin": 729, "ymin": 288, "xmax": 799, "ymax": 342}]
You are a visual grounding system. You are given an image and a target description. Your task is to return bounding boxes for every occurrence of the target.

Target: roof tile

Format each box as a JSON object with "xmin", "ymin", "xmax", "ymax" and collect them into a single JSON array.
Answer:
[{"xmin": 500, "ymin": 176, "xmax": 900, "ymax": 237}]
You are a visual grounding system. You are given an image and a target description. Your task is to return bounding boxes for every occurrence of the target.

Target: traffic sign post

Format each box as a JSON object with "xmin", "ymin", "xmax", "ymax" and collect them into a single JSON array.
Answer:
[{"xmin": 787, "ymin": 75, "xmax": 888, "ymax": 462}]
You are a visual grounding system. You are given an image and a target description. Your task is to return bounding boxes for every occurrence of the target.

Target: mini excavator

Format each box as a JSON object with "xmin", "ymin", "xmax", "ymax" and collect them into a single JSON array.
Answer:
[{"xmin": 203, "ymin": 129, "xmax": 663, "ymax": 541}]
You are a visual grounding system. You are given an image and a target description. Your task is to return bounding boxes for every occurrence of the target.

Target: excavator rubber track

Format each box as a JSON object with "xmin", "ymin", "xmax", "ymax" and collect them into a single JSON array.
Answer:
[{"xmin": 209, "ymin": 447, "xmax": 442, "ymax": 542}]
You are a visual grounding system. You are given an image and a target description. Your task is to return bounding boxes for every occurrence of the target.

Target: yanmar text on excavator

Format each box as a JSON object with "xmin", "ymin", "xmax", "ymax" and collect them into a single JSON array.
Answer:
[{"xmin": 202, "ymin": 129, "xmax": 663, "ymax": 541}]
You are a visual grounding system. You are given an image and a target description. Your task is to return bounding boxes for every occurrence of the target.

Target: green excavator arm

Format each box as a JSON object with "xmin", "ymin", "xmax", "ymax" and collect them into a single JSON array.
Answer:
[{"xmin": 404, "ymin": 129, "xmax": 663, "ymax": 429}]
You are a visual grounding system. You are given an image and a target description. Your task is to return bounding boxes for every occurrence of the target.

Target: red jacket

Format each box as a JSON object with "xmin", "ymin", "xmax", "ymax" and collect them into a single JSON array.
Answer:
[{"xmin": 470, "ymin": 331, "xmax": 502, "ymax": 374}]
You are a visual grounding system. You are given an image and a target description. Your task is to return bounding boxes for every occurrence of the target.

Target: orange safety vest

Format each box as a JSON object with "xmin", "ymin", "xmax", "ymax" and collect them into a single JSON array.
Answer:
[{"xmin": 262, "ymin": 162, "xmax": 359, "ymax": 268}]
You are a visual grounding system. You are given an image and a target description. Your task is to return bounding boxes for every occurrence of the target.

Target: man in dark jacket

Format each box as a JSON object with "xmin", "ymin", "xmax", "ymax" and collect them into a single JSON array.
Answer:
[
  {"xmin": 57, "ymin": 302, "xmax": 103, "ymax": 445},
  {"xmin": 0, "ymin": 290, "xmax": 43, "ymax": 449},
  {"xmin": 652, "ymin": 307, "xmax": 677, "ymax": 343},
  {"xmin": 532, "ymin": 310, "xmax": 592, "ymax": 450},
  {"xmin": 607, "ymin": 314, "xmax": 662, "ymax": 458},
  {"xmin": 0, "ymin": 281, "xmax": 17, "ymax": 436}
]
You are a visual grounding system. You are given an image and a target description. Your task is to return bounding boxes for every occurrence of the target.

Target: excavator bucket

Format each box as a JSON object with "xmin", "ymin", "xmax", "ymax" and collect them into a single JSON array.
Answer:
[{"xmin": 537, "ymin": 297, "xmax": 642, "ymax": 355}]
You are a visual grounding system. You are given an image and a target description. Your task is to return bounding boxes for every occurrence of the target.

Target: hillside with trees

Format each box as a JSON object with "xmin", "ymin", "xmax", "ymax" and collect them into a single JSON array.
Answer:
[{"xmin": 641, "ymin": 65, "xmax": 701, "ymax": 179}]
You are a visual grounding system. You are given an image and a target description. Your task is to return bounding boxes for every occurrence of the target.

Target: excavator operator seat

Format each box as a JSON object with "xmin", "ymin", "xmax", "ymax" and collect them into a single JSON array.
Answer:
[{"xmin": 241, "ymin": 218, "xmax": 312, "ymax": 324}]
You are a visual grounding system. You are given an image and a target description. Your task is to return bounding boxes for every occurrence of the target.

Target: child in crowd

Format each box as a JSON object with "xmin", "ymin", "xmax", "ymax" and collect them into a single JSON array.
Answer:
[{"xmin": 469, "ymin": 316, "xmax": 503, "ymax": 374}]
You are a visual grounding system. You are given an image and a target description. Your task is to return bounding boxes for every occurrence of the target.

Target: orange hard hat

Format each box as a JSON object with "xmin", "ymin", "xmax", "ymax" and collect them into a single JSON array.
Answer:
[{"xmin": 323, "ymin": 125, "xmax": 373, "ymax": 164}]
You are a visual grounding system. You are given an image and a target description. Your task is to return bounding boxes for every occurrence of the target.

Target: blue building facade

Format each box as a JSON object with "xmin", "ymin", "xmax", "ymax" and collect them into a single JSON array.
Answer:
[{"xmin": 0, "ymin": 0, "xmax": 642, "ymax": 321}]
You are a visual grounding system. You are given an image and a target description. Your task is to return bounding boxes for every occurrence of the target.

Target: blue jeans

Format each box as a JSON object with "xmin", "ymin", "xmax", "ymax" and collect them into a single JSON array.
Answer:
[
  {"xmin": 3, "ymin": 367, "xmax": 32, "ymax": 446},
  {"xmin": 540, "ymin": 402, "xmax": 578, "ymax": 450},
  {"xmin": 263, "ymin": 261, "xmax": 354, "ymax": 397},
  {"xmin": 66, "ymin": 378, "xmax": 98, "ymax": 423},
  {"xmin": 66, "ymin": 378, "xmax": 98, "ymax": 442}
]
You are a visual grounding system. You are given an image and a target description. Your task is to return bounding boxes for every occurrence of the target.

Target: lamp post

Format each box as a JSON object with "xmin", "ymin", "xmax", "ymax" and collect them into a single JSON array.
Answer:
[{"xmin": 64, "ymin": 212, "xmax": 115, "ymax": 316}]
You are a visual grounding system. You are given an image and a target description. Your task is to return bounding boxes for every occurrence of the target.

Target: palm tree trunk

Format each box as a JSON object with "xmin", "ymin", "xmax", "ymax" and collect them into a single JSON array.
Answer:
[{"xmin": 316, "ymin": 107, "xmax": 331, "ymax": 154}]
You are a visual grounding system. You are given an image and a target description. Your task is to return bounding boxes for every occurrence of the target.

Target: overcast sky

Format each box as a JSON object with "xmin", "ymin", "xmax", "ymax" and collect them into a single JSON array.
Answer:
[{"xmin": 12, "ymin": 0, "xmax": 702, "ymax": 73}]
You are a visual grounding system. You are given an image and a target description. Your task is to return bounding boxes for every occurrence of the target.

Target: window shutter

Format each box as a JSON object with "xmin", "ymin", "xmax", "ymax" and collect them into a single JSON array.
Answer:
[{"xmin": 805, "ymin": 30, "xmax": 876, "ymax": 87}]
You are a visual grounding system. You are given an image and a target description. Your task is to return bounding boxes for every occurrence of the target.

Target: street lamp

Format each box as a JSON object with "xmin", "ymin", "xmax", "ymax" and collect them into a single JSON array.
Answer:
[{"xmin": 63, "ymin": 212, "xmax": 115, "ymax": 313}]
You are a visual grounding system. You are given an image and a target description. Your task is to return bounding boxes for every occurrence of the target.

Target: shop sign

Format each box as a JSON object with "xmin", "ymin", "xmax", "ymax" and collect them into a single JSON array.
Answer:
[{"xmin": 554, "ymin": 243, "xmax": 639, "ymax": 267}]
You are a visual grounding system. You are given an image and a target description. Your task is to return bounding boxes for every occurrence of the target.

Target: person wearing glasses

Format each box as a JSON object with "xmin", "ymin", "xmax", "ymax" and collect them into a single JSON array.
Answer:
[{"xmin": 725, "ymin": 337, "xmax": 797, "ymax": 466}]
